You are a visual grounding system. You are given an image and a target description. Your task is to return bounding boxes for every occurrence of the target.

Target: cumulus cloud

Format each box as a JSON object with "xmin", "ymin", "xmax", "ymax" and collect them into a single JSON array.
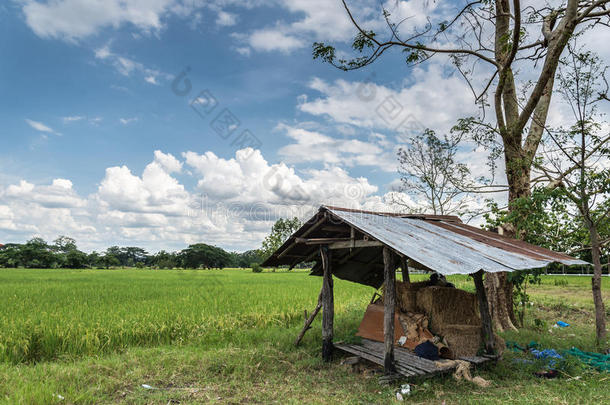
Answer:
[
  {"xmin": 247, "ymin": 29, "xmax": 305, "ymax": 53},
  {"xmin": 0, "ymin": 148, "xmax": 408, "ymax": 251},
  {"xmin": 276, "ymin": 123, "xmax": 397, "ymax": 172},
  {"xmin": 298, "ymin": 64, "xmax": 474, "ymax": 136}
]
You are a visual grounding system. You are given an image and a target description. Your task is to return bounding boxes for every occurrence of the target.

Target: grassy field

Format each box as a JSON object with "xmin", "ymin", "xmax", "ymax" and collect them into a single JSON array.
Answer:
[{"xmin": 0, "ymin": 268, "xmax": 608, "ymax": 404}]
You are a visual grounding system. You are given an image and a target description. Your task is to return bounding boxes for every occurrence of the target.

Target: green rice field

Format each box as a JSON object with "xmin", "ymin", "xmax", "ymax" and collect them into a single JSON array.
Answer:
[{"xmin": 0, "ymin": 268, "xmax": 608, "ymax": 404}]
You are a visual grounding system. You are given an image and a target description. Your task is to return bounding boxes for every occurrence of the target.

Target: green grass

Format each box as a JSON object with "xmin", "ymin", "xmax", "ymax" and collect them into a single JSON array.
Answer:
[{"xmin": 0, "ymin": 268, "xmax": 608, "ymax": 404}]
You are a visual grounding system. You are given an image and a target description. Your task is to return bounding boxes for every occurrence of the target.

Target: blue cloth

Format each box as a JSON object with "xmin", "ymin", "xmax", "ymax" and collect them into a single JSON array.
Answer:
[
  {"xmin": 556, "ymin": 321, "xmax": 570, "ymax": 327},
  {"xmin": 414, "ymin": 340, "xmax": 440, "ymax": 360},
  {"xmin": 531, "ymin": 349, "xmax": 563, "ymax": 369}
]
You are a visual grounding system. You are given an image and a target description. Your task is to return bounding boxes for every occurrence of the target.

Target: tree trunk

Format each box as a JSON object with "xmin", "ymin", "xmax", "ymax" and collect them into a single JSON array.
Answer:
[
  {"xmin": 484, "ymin": 271, "xmax": 517, "ymax": 332},
  {"xmin": 586, "ymin": 221, "xmax": 607, "ymax": 347}
]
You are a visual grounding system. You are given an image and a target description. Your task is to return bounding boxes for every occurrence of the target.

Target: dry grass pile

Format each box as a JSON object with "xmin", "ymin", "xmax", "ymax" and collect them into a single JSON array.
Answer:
[{"xmin": 416, "ymin": 286, "xmax": 480, "ymax": 332}]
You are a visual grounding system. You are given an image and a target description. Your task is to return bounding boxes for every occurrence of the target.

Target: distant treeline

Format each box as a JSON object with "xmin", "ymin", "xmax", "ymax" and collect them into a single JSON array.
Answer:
[{"xmin": 0, "ymin": 236, "xmax": 261, "ymax": 269}]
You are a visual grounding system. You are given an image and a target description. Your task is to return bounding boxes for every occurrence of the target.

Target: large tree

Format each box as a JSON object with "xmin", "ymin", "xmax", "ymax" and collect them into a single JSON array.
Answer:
[
  {"xmin": 313, "ymin": 0, "xmax": 610, "ymax": 331},
  {"xmin": 396, "ymin": 128, "xmax": 478, "ymax": 218},
  {"xmin": 535, "ymin": 47, "xmax": 609, "ymax": 346}
]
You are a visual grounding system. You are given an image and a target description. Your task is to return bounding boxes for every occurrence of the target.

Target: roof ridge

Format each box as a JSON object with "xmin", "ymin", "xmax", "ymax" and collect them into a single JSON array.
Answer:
[{"xmin": 322, "ymin": 205, "xmax": 462, "ymax": 223}]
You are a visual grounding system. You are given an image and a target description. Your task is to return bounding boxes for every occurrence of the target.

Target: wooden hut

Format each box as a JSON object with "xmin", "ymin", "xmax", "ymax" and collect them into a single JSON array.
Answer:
[{"xmin": 262, "ymin": 206, "xmax": 588, "ymax": 378}]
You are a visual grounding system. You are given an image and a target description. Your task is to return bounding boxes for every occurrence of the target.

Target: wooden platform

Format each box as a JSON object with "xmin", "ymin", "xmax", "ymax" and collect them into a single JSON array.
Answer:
[{"xmin": 335, "ymin": 339, "xmax": 496, "ymax": 378}]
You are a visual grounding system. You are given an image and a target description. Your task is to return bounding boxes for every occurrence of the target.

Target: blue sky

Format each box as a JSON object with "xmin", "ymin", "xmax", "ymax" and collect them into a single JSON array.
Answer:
[{"xmin": 0, "ymin": 0, "xmax": 493, "ymax": 252}]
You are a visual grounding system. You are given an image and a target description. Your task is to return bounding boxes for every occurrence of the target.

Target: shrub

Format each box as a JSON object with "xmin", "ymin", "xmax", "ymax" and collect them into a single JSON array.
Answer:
[{"xmin": 251, "ymin": 263, "xmax": 263, "ymax": 273}]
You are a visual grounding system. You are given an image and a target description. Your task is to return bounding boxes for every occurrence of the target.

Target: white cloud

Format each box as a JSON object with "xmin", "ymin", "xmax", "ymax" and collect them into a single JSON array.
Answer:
[
  {"xmin": 94, "ymin": 45, "xmax": 168, "ymax": 84},
  {"xmin": 144, "ymin": 75, "xmax": 158, "ymax": 85},
  {"xmin": 25, "ymin": 118, "xmax": 59, "ymax": 135},
  {"xmin": 62, "ymin": 115, "xmax": 85, "ymax": 123},
  {"xmin": 22, "ymin": 0, "xmax": 175, "ymax": 41},
  {"xmin": 0, "ymin": 148, "xmax": 405, "ymax": 251},
  {"xmin": 247, "ymin": 29, "xmax": 304, "ymax": 53},
  {"xmin": 276, "ymin": 123, "xmax": 397, "ymax": 171},
  {"xmin": 3, "ymin": 179, "xmax": 86, "ymax": 209},
  {"xmin": 298, "ymin": 64, "xmax": 474, "ymax": 136},
  {"xmin": 234, "ymin": 47, "xmax": 251, "ymax": 57},
  {"xmin": 216, "ymin": 10, "xmax": 237, "ymax": 26},
  {"xmin": 119, "ymin": 117, "xmax": 138, "ymax": 125}
]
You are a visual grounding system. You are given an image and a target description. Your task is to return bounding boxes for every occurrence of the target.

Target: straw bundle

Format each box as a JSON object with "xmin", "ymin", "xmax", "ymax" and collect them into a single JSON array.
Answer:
[
  {"xmin": 438, "ymin": 324, "xmax": 482, "ymax": 358},
  {"xmin": 415, "ymin": 286, "xmax": 480, "ymax": 333}
]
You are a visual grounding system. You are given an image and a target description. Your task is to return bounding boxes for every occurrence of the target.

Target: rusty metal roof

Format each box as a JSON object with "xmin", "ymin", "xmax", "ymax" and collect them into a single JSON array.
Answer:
[{"xmin": 262, "ymin": 206, "xmax": 588, "ymax": 286}]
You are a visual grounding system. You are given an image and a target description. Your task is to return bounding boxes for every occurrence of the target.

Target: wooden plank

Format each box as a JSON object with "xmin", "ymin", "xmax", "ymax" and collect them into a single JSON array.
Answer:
[
  {"xmin": 361, "ymin": 339, "xmax": 442, "ymax": 374},
  {"xmin": 329, "ymin": 240, "xmax": 383, "ymax": 249},
  {"xmin": 336, "ymin": 344, "xmax": 418, "ymax": 377},
  {"xmin": 343, "ymin": 344, "xmax": 431, "ymax": 377},
  {"xmin": 383, "ymin": 247, "xmax": 396, "ymax": 375},
  {"xmin": 321, "ymin": 246, "xmax": 334, "ymax": 362},
  {"xmin": 296, "ymin": 237, "xmax": 352, "ymax": 245}
]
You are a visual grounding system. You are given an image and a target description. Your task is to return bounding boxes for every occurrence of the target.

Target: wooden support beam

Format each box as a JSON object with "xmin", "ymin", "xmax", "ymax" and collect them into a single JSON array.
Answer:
[
  {"xmin": 296, "ymin": 237, "xmax": 352, "ymax": 245},
  {"xmin": 383, "ymin": 246, "xmax": 397, "ymax": 374},
  {"xmin": 277, "ymin": 215, "xmax": 327, "ymax": 259},
  {"xmin": 400, "ymin": 255, "xmax": 410, "ymax": 284},
  {"xmin": 294, "ymin": 289, "xmax": 323, "ymax": 346},
  {"xmin": 472, "ymin": 270, "xmax": 496, "ymax": 355},
  {"xmin": 329, "ymin": 240, "xmax": 383, "ymax": 250},
  {"xmin": 321, "ymin": 245, "xmax": 334, "ymax": 362}
]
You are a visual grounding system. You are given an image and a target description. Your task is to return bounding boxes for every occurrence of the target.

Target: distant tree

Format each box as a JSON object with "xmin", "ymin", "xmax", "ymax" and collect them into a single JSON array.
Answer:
[
  {"xmin": 259, "ymin": 217, "xmax": 302, "ymax": 260},
  {"xmin": 0, "ymin": 243, "xmax": 22, "ymax": 268},
  {"xmin": 20, "ymin": 237, "xmax": 58, "ymax": 268},
  {"xmin": 64, "ymin": 249, "xmax": 89, "ymax": 269},
  {"xmin": 101, "ymin": 251, "xmax": 120, "ymax": 269},
  {"xmin": 179, "ymin": 243, "xmax": 232, "ymax": 269},
  {"xmin": 122, "ymin": 247, "xmax": 149, "ymax": 265},
  {"xmin": 87, "ymin": 251, "xmax": 102, "ymax": 268},
  {"xmin": 151, "ymin": 250, "xmax": 179, "ymax": 269},
  {"xmin": 52, "ymin": 236, "xmax": 77, "ymax": 253},
  {"xmin": 103, "ymin": 246, "xmax": 149, "ymax": 267},
  {"xmin": 396, "ymin": 129, "xmax": 480, "ymax": 218}
]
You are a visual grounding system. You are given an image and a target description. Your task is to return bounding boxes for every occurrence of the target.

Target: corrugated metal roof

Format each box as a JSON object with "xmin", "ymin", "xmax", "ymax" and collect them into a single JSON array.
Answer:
[
  {"xmin": 327, "ymin": 207, "xmax": 587, "ymax": 275},
  {"xmin": 262, "ymin": 206, "xmax": 588, "ymax": 282}
]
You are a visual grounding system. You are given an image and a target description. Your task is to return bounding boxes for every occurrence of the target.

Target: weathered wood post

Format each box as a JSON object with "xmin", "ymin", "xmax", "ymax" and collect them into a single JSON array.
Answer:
[
  {"xmin": 473, "ymin": 270, "xmax": 496, "ymax": 355},
  {"xmin": 320, "ymin": 245, "xmax": 334, "ymax": 362},
  {"xmin": 400, "ymin": 255, "xmax": 410, "ymax": 284},
  {"xmin": 383, "ymin": 247, "xmax": 396, "ymax": 374}
]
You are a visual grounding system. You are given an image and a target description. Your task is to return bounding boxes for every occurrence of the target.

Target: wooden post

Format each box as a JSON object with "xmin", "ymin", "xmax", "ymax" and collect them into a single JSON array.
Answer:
[
  {"xmin": 320, "ymin": 245, "xmax": 334, "ymax": 362},
  {"xmin": 400, "ymin": 255, "xmax": 410, "ymax": 284},
  {"xmin": 383, "ymin": 247, "xmax": 396, "ymax": 374},
  {"xmin": 473, "ymin": 270, "xmax": 495, "ymax": 355}
]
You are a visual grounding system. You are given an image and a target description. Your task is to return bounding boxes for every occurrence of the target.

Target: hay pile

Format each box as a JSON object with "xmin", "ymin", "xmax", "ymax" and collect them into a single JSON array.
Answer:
[
  {"xmin": 378, "ymin": 282, "xmax": 502, "ymax": 358},
  {"xmin": 415, "ymin": 286, "xmax": 480, "ymax": 333}
]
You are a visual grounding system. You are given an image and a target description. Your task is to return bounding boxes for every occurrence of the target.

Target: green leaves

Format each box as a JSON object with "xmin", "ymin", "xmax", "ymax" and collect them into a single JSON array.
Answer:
[
  {"xmin": 259, "ymin": 217, "xmax": 302, "ymax": 261},
  {"xmin": 312, "ymin": 42, "xmax": 336, "ymax": 64}
]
